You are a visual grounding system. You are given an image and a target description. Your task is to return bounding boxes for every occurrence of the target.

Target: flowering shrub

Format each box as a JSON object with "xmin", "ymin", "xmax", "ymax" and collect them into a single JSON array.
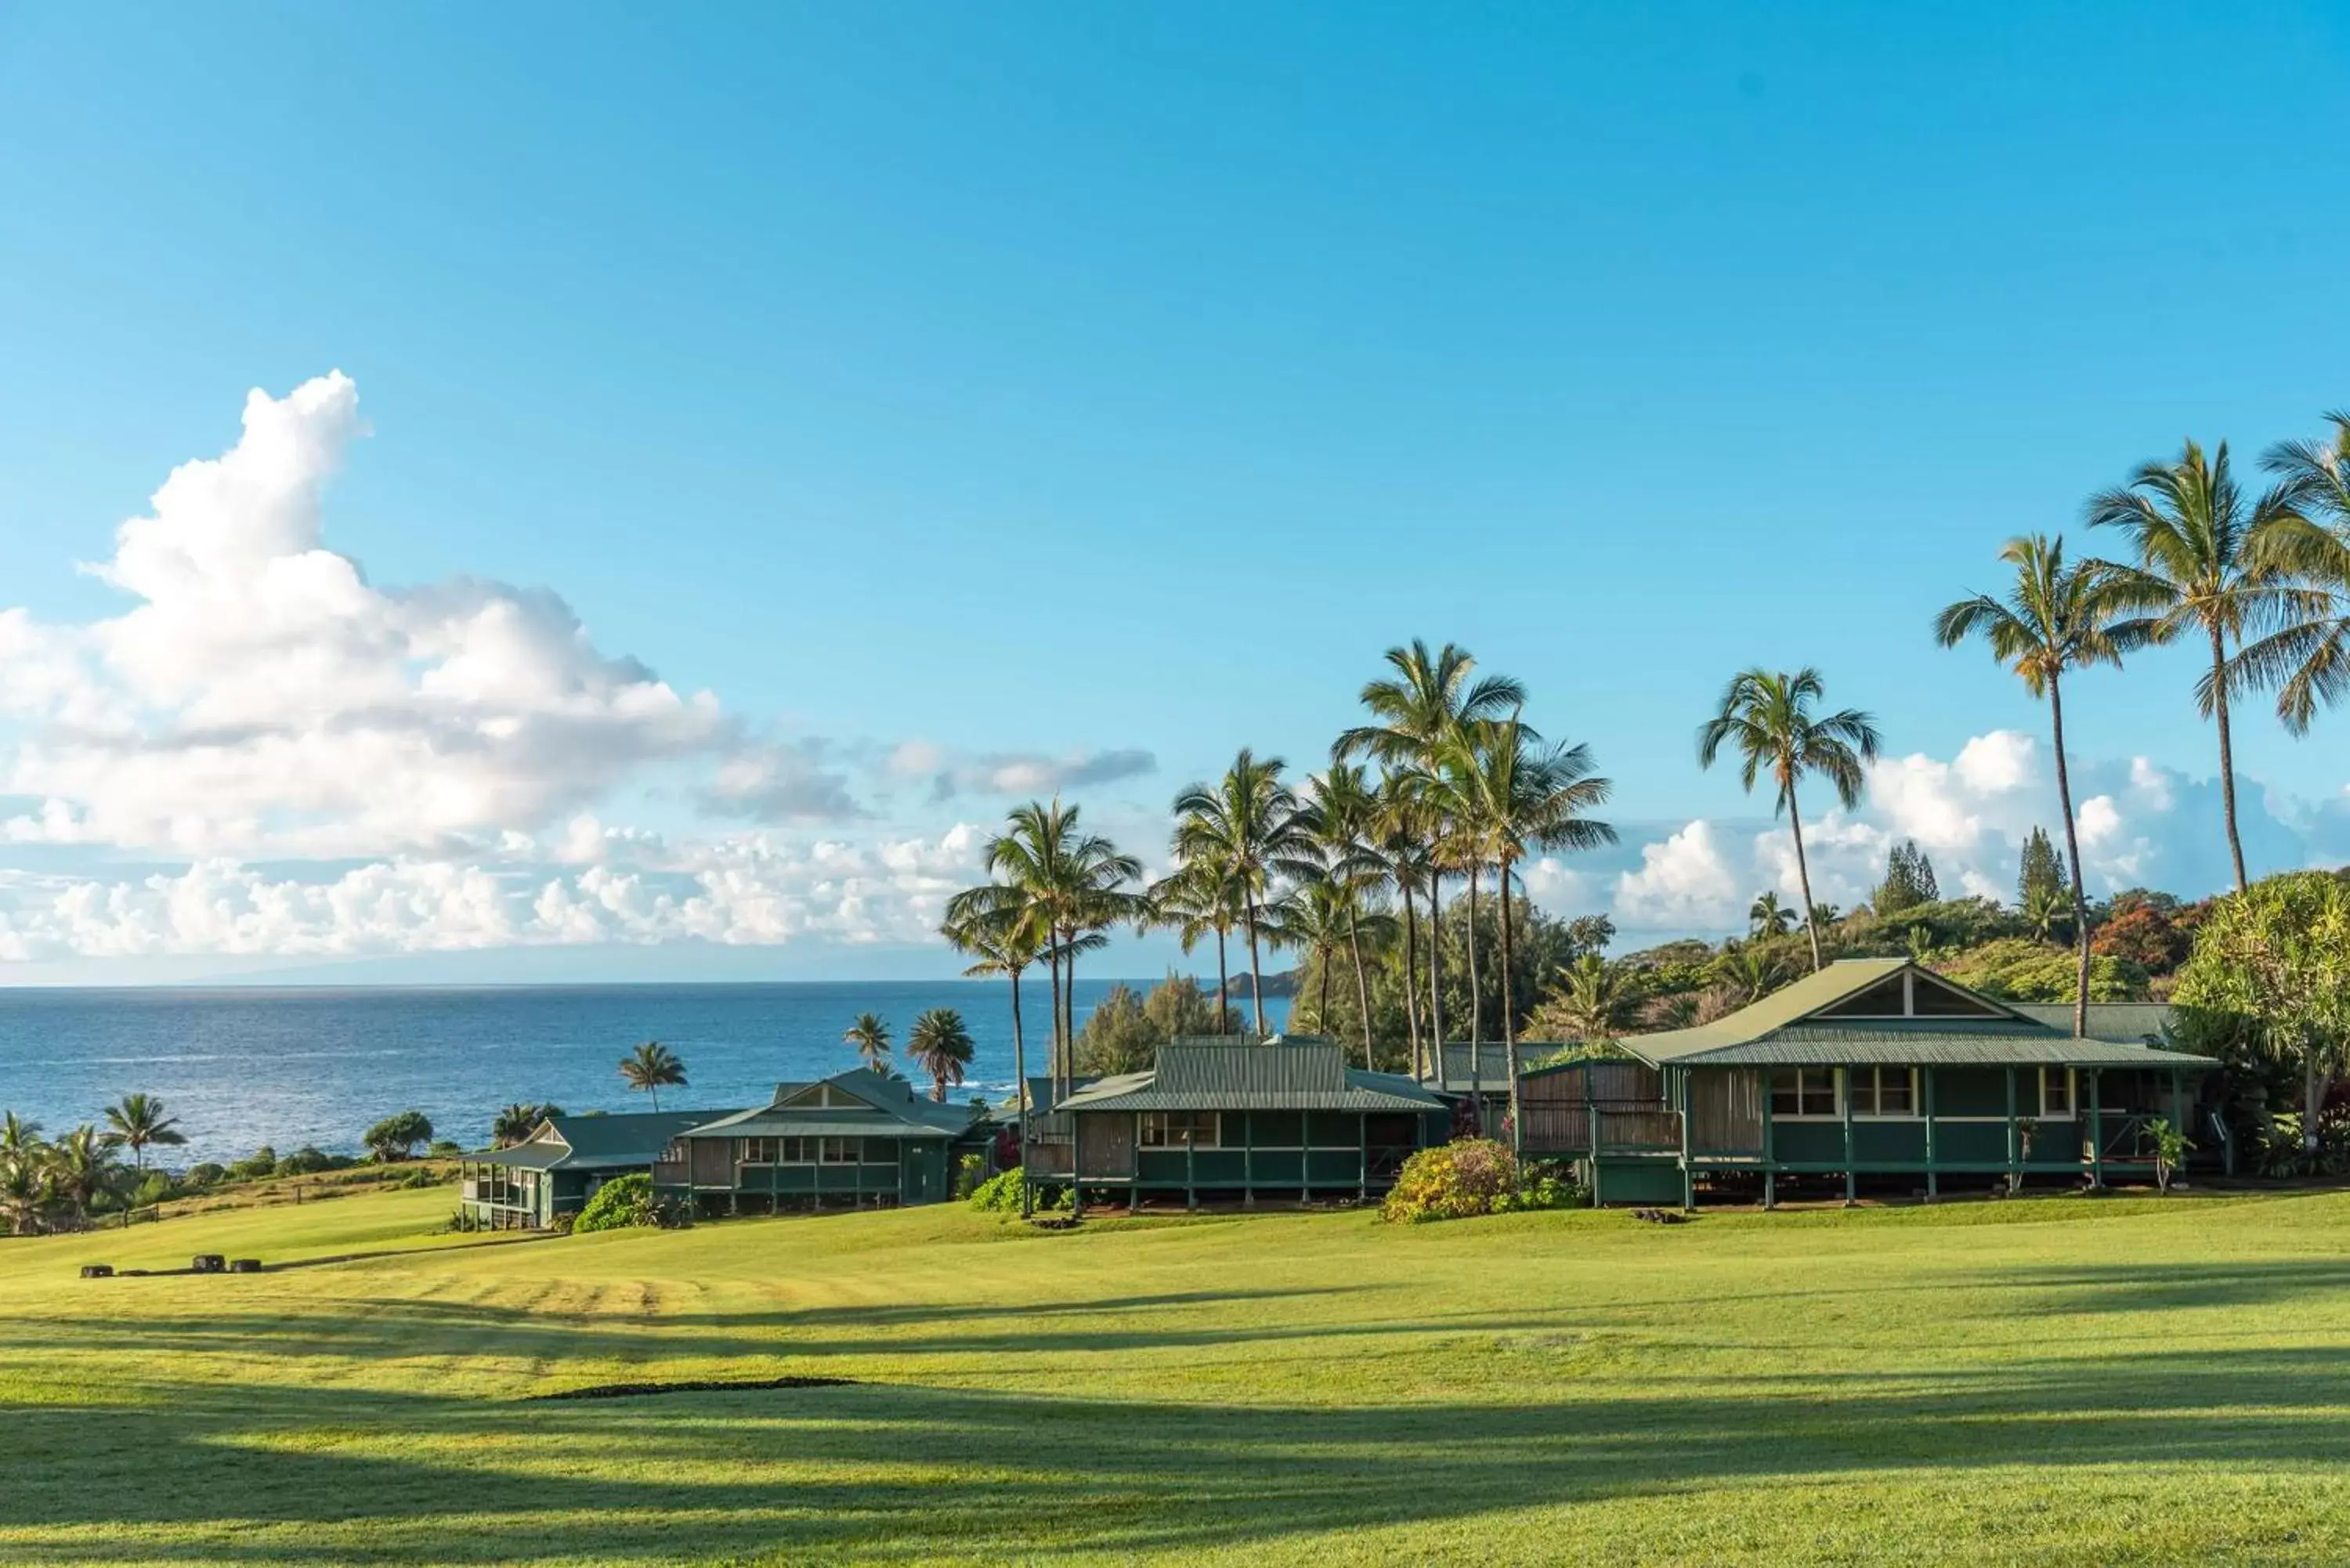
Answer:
[
  {"xmin": 1381, "ymin": 1140, "xmax": 1519, "ymax": 1223},
  {"xmin": 967, "ymin": 1165, "xmax": 1071, "ymax": 1215}
]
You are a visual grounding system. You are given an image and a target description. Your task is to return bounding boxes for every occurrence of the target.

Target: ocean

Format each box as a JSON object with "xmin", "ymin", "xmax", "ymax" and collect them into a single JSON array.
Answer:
[{"xmin": 0, "ymin": 981, "xmax": 1291, "ymax": 1164}]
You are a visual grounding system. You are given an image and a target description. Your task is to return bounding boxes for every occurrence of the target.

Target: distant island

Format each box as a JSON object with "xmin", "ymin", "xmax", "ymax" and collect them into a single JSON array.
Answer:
[{"xmin": 1220, "ymin": 970, "xmax": 1298, "ymax": 1000}]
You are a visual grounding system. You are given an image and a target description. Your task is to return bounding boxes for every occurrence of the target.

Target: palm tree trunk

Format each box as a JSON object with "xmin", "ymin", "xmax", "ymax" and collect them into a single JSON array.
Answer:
[
  {"xmin": 1316, "ymin": 945, "xmax": 1332, "ymax": 1035},
  {"xmin": 1399, "ymin": 880, "xmax": 1423, "ymax": 1074},
  {"xmin": 1499, "ymin": 858, "xmax": 1523, "ymax": 1159},
  {"xmin": 1426, "ymin": 873, "xmax": 1447, "ymax": 1075},
  {"xmin": 1243, "ymin": 894, "xmax": 1267, "ymax": 1035},
  {"xmin": 1345, "ymin": 905, "xmax": 1376, "ymax": 1071},
  {"xmin": 1060, "ymin": 927, "xmax": 1079, "ymax": 1092},
  {"xmin": 1785, "ymin": 774, "xmax": 1823, "ymax": 973},
  {"xmin": 1010, "ymin": 964, "xmax": 1032, "ymax": 1216},
  {"xmin": 1215, "ymin": 923, "xmax": 1231, "ymax": 1035},
  {"xmin": 1047, "ymin": 945, "xmax": 1065, "ymax": 1100},
  {"xmin": 2212, "ymin": 623, "xmax": 2249, "ymax": 894},
  {"xmin": 2048, "ymin": 674, "xmax": 2092, "ymax": 1039},
  {"xmin": 1466, "ymin": 866, "xmax": 1485, "ymax": 1136}
]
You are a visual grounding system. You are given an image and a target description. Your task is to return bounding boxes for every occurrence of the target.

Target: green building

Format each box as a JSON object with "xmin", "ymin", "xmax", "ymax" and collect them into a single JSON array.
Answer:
[
  {"xmin": 652, "ymin": 1068, "xmax": 989, "ymax": 1216},
  {"xmin": 460, "ymin": 1111, "xmax": 720, "ymax": 1230},
  {"xmin": 1520, "ymin": 957, "xmax": 2220, "ymax": 1207},
  {"xmin": 1050, "ymin": 1038, "xmax": 1452, "ymax": 1209}
]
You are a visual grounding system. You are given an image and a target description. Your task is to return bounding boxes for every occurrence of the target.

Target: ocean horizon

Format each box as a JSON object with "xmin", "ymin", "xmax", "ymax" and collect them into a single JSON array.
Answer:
[{"xmin": 0, "ymin": 979, "xmax": 1292, "ymax": 1164}]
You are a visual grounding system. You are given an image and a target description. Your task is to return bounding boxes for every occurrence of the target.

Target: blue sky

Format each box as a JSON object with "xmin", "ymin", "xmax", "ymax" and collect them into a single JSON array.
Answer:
[{"xmin": 0, "ymin": 5, "xmax": 2345, "ymax": 981}]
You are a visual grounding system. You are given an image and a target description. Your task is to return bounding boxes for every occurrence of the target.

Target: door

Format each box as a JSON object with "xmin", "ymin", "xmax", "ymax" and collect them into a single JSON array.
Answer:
[
  {"xmin": 1077, "ymin": 1114, "xmax": 1136, "ymax": 1178},
  {"xmin": 902, "ymin": 1144, "xmax": 945, "ymax": 1205}
]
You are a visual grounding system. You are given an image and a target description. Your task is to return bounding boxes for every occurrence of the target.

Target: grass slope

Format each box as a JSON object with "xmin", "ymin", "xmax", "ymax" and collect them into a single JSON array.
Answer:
[{"xmin": 6, "ymin": 1187, "xmax": 2350, "ymax": 1565}]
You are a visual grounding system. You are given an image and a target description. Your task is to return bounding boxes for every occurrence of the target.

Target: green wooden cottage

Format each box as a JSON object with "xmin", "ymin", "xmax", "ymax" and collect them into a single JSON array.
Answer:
[
  {"xmin": 651, "ymin": 1068, "xmax": 989, "ymax": 1215},
  {"xmin": 1520, "ymin": 957, "xmax": 2219, "ymax": 1207},
  {"xmin": 461, "ymin": 1110, "xmax": 721, "ymax": 1230},
  {"xmin": 1050, "ymin": 1038, "xmax": 1451, "ymax": 1209}
]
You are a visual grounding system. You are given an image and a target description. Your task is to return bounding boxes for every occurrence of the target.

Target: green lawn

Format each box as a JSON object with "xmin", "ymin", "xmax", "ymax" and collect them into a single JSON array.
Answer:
[{"xmin": 7, "ymin": 1185, "xmax": 2350, "ymax": 1565}]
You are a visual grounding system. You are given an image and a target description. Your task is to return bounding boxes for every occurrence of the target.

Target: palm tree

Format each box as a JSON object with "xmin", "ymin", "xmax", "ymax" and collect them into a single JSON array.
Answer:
[
  {"xmin": 944, "ymin": 902, "xmax": 1048, "ymax": 1215},
  {"xmin": 1712, "ymin": 942, "xmax": 1789, "ymax": 1004},
  {"xmin": 49, "ymin": 1125, "xmax": 119, "ymax": 1225},
  {"xmin": 1265, "ymin": 877, "xmax": 1357, "ymax": 1042},
  {"xmin": 490, "ymin": 1104, "xmax": 543, "ymax": 1147},
  {"xmin": 0, "ymin": 1146, "xmax": 47, "ymax": 1236},
  {"xmin": 2, "ymin": 1111, "xmax": 44, "ymax": 1162},
  {"xmin": 2086, "ymin": 439, "xmax": 2311, "ymax": 893},
  {"xmin": 1373, "ymin": 774, "xmax": 1434, "ymax": 1072},
  {"xmin": 1748, "ymin": 892, "xmax": 1795, "ymax": 939},
  {"xmin": 1145, "ymin": 858, "xmax": 1243, "ymax": 1036},
  {"xmin": 1549, "ymin": 953, "xmax": 1641, "ymax": 1044},
  {"xmin": 1936, "ymin": 534, "xmax": 2147, "ymax": 1036},
  {"xmin": 1337, "ymin": 640, "xmax": 1526, "ymax": 1061},
  {"xmin": 906, "ymin": 1008, "xmax": 975, "ymax": 1102},
  {"xmin": 2023, "ymin": 881, "xmax": 2069, "ymax": 944},
  {"xmin": 843, "ymin": 1012, "xmax": 894, "ymax": 1073},
  {"xmin": 1170, "ymin": 750, "xmax": 1314, "ymax": 1035},
  {"xmin": 619, "ymin": 1040, "xmax": 687, "ymax": 1111},
  {"xmin": 99, "ymin": 1093, "xmax": 185, "ymax": 1173},
  {"xmin": 1297, "ymin": 763, "xmax": 1391, "ymax": 1064},
  {"xmin": 1697, "ymin": 669, "xmax": 1882, "ymax": 974},
  {"xmin": 2235, "ymin": 413, "xmax": 2350, "ymax": 734},
  {"xmin": 1446, "ymin": 714, "xmax": 1615, "ymax": 1150}
]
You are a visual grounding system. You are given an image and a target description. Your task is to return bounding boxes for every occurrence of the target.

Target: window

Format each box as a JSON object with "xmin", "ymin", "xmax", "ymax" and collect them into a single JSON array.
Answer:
[
  {"xmin": 2039, "ymin": 1068, "xmax": 2074, "ymax": 1118},
  {"xmin": 779, "ymin": 1136, "xmax": 815, "ymax": 1163},
  {"xmin": 1140, "ymin": 1111, "xmax": 1220, "ymax": 1147},
  {"xmin": 1848, "ymin": 1068, "xmax": 1918, "ymax": 1118},
  {"xmin": 1908, "ymin": 976, "xmax": 2002, "ymax": 1017},
  {"xmin": 863, "ymin": 1137, "xmax": 897, "ymax": 1164},
  {"xmin": 739, "ymin": 1137, "xmax": 778, "ymax": 1164},
  {"xmin": 819, "ymin": 1136, "xmax": 860, "ymax": 1164},
  {"xmin": 1769, "ymin": 1068, "xmax": 1838, "ymax": 1118},
  {"xmin": 1816, "ymin": 976, "xmax": 1910, "ymax": 1018},
  {"xmin": 782, "ymin": 1083, "xmax": 862, "ymax": 1109}
]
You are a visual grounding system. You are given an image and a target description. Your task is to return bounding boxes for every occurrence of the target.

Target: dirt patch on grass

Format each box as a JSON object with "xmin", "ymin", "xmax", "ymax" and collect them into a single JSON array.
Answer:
[{"xmin": 526, "ymin": 1375, "xmax": 855, "ymax": 1402}]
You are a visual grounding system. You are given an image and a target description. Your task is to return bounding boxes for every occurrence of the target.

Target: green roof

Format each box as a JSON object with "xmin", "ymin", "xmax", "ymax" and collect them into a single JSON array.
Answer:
[
  {"xmin": 1056, "ymin": 1041, "xmax": 1447, "ymax": 1114},
  {"xmin": 674, "ymin": 1068, "xmax": 983, "ymax": 1140},
  {"xmin": 2008, "ymin": 1003, "xmax": 2175, "ymax": 1043},
  {"xmin": 1420, "ymin": 1043, "xmax": 1550, "ymax": 1094},
  {"xmin": 1613, "ymin": 959, "xmax": 2212, "ymax": 1071},
  {"xmin": 471, "ymin": 1110, "xmax": 725, "ymax": 1171}
]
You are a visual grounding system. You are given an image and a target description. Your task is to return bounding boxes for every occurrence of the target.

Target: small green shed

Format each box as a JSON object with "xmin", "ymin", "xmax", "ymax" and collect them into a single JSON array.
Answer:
[{"xmin": 652, "ymin": 1068, "xmax": 989, "ymax": 1216}]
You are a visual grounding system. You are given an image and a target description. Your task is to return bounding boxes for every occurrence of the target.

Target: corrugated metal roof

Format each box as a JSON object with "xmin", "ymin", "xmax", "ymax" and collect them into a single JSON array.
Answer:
[
  {"xmin": 1661, "ymin": 1034, "xmax": 2214, "ymax": 1068},
  {"xmin": 470, "ymin": 1111, "xmax": 730, "ymax": 1170},
  {"xmin": 1419, "ymin": 1042, "xmax": 1553, "ymax": 1093},
  {"xmin": 678, "ymin": 1068, "xmax": 982, "ymax": 1140},
  {"xmin": 1055, "ymin": 1042, "xmax": 1445, "ymax": 1114},
  {"xmin": 670, "ymin": 1113, "xmax": 964, "ymax": 1140},
  {"xmin": 2008, "ymin": 1003, "xmax": 2175, "ymax": 1042}
]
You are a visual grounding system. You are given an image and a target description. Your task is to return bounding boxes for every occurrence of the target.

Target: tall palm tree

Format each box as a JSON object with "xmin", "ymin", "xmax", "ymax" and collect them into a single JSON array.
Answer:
[
  {"xmin": 1145, "ymin": 858, "xmax": 1243, "ymax": 1036},
  {"xmin": 906, "ymin": 1008, "xmax": 975, "ymax": 1102},
  {"xmin": 2, "ymin": 1111, "xmax": 44, "ymax": 1162},
  {"xmin": 1936, "ymin": 534, "xmax": 2147, "ymax": 1036},
  {"xmin": 1337, "ymin": 640, "xmax": 1525, "ymax": 1060},
  {"xmin": 1265, "ymin": 877, "xmax": 1356, "ymax": 1042},
  {"xmin": 1712, "ymin": 941, "xmax": 1790, "ymax": 1004},
  {"xmin": 100, "ymin": 1093, "xmax": 185, "ymax": 1173},
  {"xmin": 944, "ymin": 901, "xmax": 1048, "ymax": 1214},
  {"xmin": 1748, "ymin": 892, "xmax": 1795, "ymax": 939},
  {"xmin": 1373, "ymin": 773, "xmax": 1433, "ymax": 1072},
  {"xmin": 2086, "ymin": 439, "xmax": 2311, "ymax": 893},
  {"xmin": 1170, "ymin": 750, "xmax": 1314, "ymax": 1035},
  {"xmin": 619, "ymin": 1040, "xmax": 687, "ymax": 1111},
  {"xmin": 1297, "ymin": 763, "xmax": 1390, "ymax": 1064},
  {"xmin": 1446, "ymin": 714, "xmax": 1615, "ymax": 1150},
  {"xmin": 2236, "ymin": 413, "xmax": 2350, "ymax": 734},
  {"xmin": 0, "ymin": 1146, "xmax": 47, "ymax": 1236},
  {"xmin": 1697, "ymin": 669, "xmax": 1882, "ymax": 974},
  {"xmin": 842, "ymin": 1012, "xmax": 894, "ymax": 1074}
]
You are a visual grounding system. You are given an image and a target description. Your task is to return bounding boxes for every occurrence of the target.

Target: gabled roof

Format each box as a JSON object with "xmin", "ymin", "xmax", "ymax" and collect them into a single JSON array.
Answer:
[
  {"xmin": 676, "ymin": 1067, "xmax": 983, "ymax": 1140},
  {"xmin": 1055, "ymin": 1041, "xmax": 1447, "ymax": 1114},
  {"xmin": 470, "ymin": 1110, "xmax": 726, "ymax": 1170},
  {"xmin": 1419, "ymin": 1043, "xmax": 1544, "ymax": 1095},
  {"xmin": 2008, "ymin": 1003, "xmax": 2175, "ymax": 1044},
  {"xmin": 1614, "ymin": 959, "xmax": 2211, "ymax": 1070}
]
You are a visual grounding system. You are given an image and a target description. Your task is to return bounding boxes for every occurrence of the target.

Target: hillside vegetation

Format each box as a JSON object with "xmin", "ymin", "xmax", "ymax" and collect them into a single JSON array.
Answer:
[{"xmin": 8, "ymin": 1183, "xmax": 2350, "ymax": 1564}]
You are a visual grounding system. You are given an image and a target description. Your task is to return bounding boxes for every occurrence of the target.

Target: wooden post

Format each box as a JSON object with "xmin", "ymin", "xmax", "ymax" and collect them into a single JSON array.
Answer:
[
  {"xmin": 1243, "ymin": 1111, "xmax": 1256, "ymax": 1210},
  {"xmin": 1185, "ymin": 1133, "xmax": 1197, "ymax": 1211},
  {"xmin": 1357, "ymin": 1116, "xmax": 1368, "ymax": 1204},
  {"xmin": 1922, "ymin": 1068, "xmax": 1938, "ymax": 1202},
  {"xmin": 2088, "ymin": 1070, "xmax": 2104, "ymax": 1190},
  {"xmin": 1679, "ymin": 1069, "xmax": 1695, "ymax": 1212},
  {"xmin": 1760, "ymin": 1075, "xmax": 1776, "ymax": 1210},
  {"xmin": 2005, "ymin": 1068, "xmax": 2019, "ymax": 1193},
  {"xmin": 1840, "ymin": 1068, "xmax": 1856, "ymax": 1206}
]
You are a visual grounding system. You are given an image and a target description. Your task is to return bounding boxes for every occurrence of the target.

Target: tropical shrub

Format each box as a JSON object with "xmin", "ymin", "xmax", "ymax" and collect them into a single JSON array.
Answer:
[
  {"xmin": 1930, "ymin": 938, "xmax": 2149, "ymax": 1002},
  {"xmin": 574, "ymin": 1174, "xmax": 656, "ymax": 1231},
  {"xmin": 1381, "ymin": 1139, "xmax": 1520, "ymax": 1223},
  {"xmin": 363, "ymin": 1111, "xmax": 434, "ymax": 1162},
  {"xmin": 967, "ymin": 1165, "xmax": 1070, "ymax": 1215},
  {"xmin": 226, "ymin": 1147, "xmax": 279, "ymax": 1182},
  {"xmin": 953, "ymin": 1152, "xmax": 987, "ymax": 1201},
  {"xmin": 183, "ymin": 1162, "xmax": 226, "ymax": 1189},
  {"xmin": 273, "ymin": 1146, "xmax": 338, "ymax": 1177}
]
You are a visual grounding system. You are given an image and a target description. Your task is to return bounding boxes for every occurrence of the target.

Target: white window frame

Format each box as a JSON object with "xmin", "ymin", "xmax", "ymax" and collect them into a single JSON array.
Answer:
[
  {"xmin": 739, "ymin": 1136, "xmax": 778, "ymax": 1165},
  {"xmin": 1768, "ymin": 1068, "xmax": 1840, "ymax": 1120},
  {"xmin": 1849, "ymin": 1067, "xmax": 1921, "ymax": 1119},
  {"xmin": 2037, "ymin": 1068, "xmax": 2076, "ymax": 1120},
  {"xmin": 1140, "ymin": 1111, "xmax": 1221, "ymax": 1147}
]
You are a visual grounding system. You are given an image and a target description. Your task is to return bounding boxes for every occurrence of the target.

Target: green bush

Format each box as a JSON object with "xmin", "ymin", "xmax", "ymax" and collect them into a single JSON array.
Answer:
[
  {"xmin": 183, "ymin": 1163, "xmax": 226, "ymax": 1189},
  {"xmin": 953, "ymin": 1152, "xmax": 987, "ymax": 1201},
  {"xmin": 273, "ymin": 1147, "xmax": 338, "ymax": 1177},
  {"xmin": 226, "ymin": 1147, "xmax": 279, "ymax": 1182},
  {"xmin": 1382, "ymin": 1140, "xmax": 1520, "ymax": 1223},
  {"xmin": 394, "ymin": 1166, "xmax": 446, "ymax": 1190},
  {"xmin": 967, "ymin": 1165, "xmax": 1070, "ymax": 1215},
  {"xmin": 575, "ymin": 1174, "xmax": 656, "ymax": 1231}
]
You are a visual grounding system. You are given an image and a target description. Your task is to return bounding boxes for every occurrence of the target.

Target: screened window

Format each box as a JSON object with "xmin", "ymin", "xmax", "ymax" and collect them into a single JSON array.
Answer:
[
  {"xmin": 779, "ymin": 1136, "xmax": 815, "ymax": 1163},
  {"xmin": 1816, "ymin": 976, "xmax": 1910, "ymax": 1017},
  {"xmin": 1847, "ymin": 1068, "xmax": 1918, "ymax": 1117},
  {"xmin": 739, "ymin": 1137, "xmax": 779, "ymax": 1164},
  {"xmin": 862, "ymin": 1137, "xmax": 898, "ymax": 1164},
  {"xmin": 1249, "ymin": 1112, "xmax": 1304, "ymax": 1147},
  {"xmin": 2040, "ymin": 1068, "xmax": 2075, "ymax": 1118},
  {"xmin": 1140, "ymin": 1111, "xmax": 1220, "ymax": 1147},
  {"xmin": 1770, "ymin": 1068, "xmax": 1838, "ymax": 1118},
  {"xmin": 1908, "ymin": 977, "xmax": 2001, "ymax": 1017}
]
